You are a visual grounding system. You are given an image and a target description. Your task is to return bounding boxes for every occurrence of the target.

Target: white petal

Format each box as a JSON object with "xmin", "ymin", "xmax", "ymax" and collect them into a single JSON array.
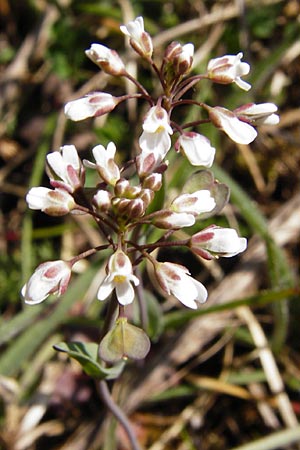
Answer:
[
  {"xmin": 97, "ymin": 278, "xmax": 114, "ymax": 301},
  {"xmin": 116, "ymin": 281, "xmax": 135, "ymax": 305}
]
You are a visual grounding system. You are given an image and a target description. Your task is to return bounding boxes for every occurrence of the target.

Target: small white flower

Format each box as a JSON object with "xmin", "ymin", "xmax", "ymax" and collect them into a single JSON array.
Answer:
[
  {"xmin": 120, "ymin": 16, "xmax": 153, "ymax": 57},
  {"xmin": 139, "ymin": 106, "xmax": 173, "ymax": 158},
  {"xmin": 21, "ymin": 260, "xmax": 72, "ymax": 304},
  {"xmin": 26, "ymin": 187, "xmax": 76, "ymax": 216},
  {"xmin": 176, "ymin": 132, "xmax": 216, "ymax": 167},
  {"xmin": 97, "ymin": 250, "xmax": 139, "ymax": 305},
  {"xmin": 84, "ymin": 142, "xmax": 120, "ymax": 186},
  {"xmin": 155, "ymin": 262, "xmax": 207, "ymax": 309},
  {"xmin": 207, "ymin": 52, "xmax": 251, "ymax": 91},
  {"xmin": 191, "ymin": 225, "xmax": 247, "ymax": 259},
  {"xmin": 64, "ymin": 93, "xmax": 119, "ymax": 122},
  {"xmin": 47, "ymin": 145, "xmax": 85, "ymax": 193},
  {"xmin": 171, "ymin": 190, "xmax": 216, "ymax": 215},
  {"xmin": 208, "ymin": 106, "xmax": 257, "ymax": 145},
  {"xmin": 85, "ymin": 44, "xmax": 126, "ymax": 76},
  {"xmin": 234, "ymin": 103, "xmax": 279, "ymax": 125}
]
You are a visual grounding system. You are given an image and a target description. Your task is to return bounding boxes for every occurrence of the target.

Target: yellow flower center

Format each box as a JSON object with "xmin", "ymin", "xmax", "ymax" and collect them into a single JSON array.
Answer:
[{"xmin": 114, "ymin": 274, "xmax": 126, "ymax": 283}]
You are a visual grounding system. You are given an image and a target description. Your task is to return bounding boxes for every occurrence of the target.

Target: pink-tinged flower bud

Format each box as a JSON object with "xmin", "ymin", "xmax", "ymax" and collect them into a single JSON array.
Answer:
[
  {"xmin": 139, "ymin": 106, "xmax": 173, "ymax": 159},
  {"xmin": 206, "ymin": 105, "xmax": 257, "ymax": 145},
  {"xmin": 152, "ymin": 211, "xmax": 195, "ymax": 229},
  {"xmin": 234, "ymin": 103, "xmax": 279, "ymax": 126},
  {"xmin": 136, "ymin": 151, "xmax": 163, "ymax": 178},
  {"xmin": 190, "ymin": 225, "xmax": 247, "ymax": 260},
  {"xmin": 93, "ymin": 189, "xmax": 111, "ymax": 212},
  {"xmin": 171, "ymin": 190, "xmax": 216, "ymax": 216},
  {"xmin": 142, "ymin": 173, "xmax": 162, "ymax": 191},
  {"xmin": 84, "ymin": 142, "xmax": 120, "ymax": 186},
  {"xmin": 207, "ymin": 52, "xmax": 251, "ymax": 91},
  {"xmin": 175, "ymin": 132, "xmax": 216, "ymax": 167},
  {"xmin": 164, "ymin": 41, "xmax": 194, "ymax": 75},
  {"xmin": 120, "ymin": 16, "xmax": 153, "ymax": 58},
  {"xmin": 21, "ymin": 260, "xmax": 72, "ymax": 304},
  {"xmin": 85, "ymin": 44, "xmax": 126, "ymax": 76},
  {"xmin": 140, "ymin": 188, "xmax": 154, "ymax": 208},
  {"xmin": 47, "ymin": 145, "xmax": 85, "ymax": 193},
  {"xmin": 154, "ymin": 262, "xmax": 207, "ymax": 309},
  {"xmin": 114, "ymin": 178, "xmax": 130, "ymax": 197},
  {"xmin": 127, "ymin": 198, "xmax": 145, "ymax": 218},
  {"xmin": 64, "ymin": 92, "xmax": 119, "ymax": 122},
  {"xmin": 26, "ymin": 187, "xmax": 76, "ymax": 216},
  {"xmin": 97, "ymin": 250, "xmax": 139, "ymax": 305}
]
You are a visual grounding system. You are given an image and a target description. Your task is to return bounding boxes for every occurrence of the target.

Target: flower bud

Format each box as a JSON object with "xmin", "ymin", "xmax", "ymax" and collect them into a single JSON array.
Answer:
[
  {"xmin": 26, "ymin": 187, "xmax": 76, "ymax": 216},
  {"xmin": 234, "ymin": 103, "xmax": 279, "ymax": 126},
  {"xmin": 93, "ymin": 189, "xmax": 111, "ymax": 212},
  {"xmin": 207, "ymin": 52, "xmax": 251, "ymax": 91},
  {"xmin": 21, "ymin": 260, "xmax": 72, "ymax": 304},
  {"xmin": 190, "ymin": 225, "xmax": 247, "ymax": 259},
  {"xmin": 85, "ymin": 44, "xmax": 126, "ymax": 76},
  {"xmin": 114, "ymin": 178, "xmax": 130, "ymax": 197},
  {"xmin": 120, "ymin": 16, "xmax": 153, "ymax": 58},
  {"xmin": 142, "ymin": 173, "xmax": 162, "ymax": 191},
  {"xmin": 140, "ymin": 188, "xmax": 154, "ymax": 208},
  {"xmin": 64, "ymin": 92, "xmax": 119, "ymax": 122}
]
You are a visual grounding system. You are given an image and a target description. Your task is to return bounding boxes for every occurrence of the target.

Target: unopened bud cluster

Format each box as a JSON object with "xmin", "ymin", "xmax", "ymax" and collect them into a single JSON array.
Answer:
[{"xmin": 21, "ymin": 16, "xmax": 279, "ymax": 361}]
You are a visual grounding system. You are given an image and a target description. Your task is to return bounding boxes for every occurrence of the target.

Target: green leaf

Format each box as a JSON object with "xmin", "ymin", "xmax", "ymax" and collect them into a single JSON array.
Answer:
[{"xmin": 53, "ymin": 342, "xmax": 124, "ymax": 380}]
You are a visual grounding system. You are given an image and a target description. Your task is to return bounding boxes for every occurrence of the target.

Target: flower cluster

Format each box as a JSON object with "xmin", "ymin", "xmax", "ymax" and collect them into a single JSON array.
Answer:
[{"xmin": 21, "ymin": 17, "xmax": 278, "ymax": 356}]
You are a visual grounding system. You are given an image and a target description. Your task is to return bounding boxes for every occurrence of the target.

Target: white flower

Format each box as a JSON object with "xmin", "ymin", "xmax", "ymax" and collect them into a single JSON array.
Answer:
[
  {"xmin": 85, "ymin": 44, "xmax": 126, "ymax": 76},
  {"xmin": 190, "ymin": 225, "xmax": 247, "ymax": 259},
  {"xmin": 120, "ymin": 16, "xmax": 153, "ymax": 58},
  {"xmin": 207, "ymin": 52, "xmax": 251, "ymax": 91},
  {"xmin": 26, "ymin": 187, "xmax": 76, "ymax": 216},
  {"xmin": 21, "ymin": 260, "xmax": 72, "ymax": 304},
  {"xmin": 139, "ymin": 106, "xmax": 173, "ymax": 158},
  {"xmin": 97, "ymin": 250, "xmax": 139, "ymax": 305},
  {"xmin": 234, "ymin": 103, "xmax": 279, "ymax": 125},
  {"xmin": 155, "ymin": 262, "xmax": 207, "ymax": 309},
  {"xmin": 64, "ymin": 93, "xmax": 119, "ymax": 122},
  {"xmin": 47, "ymin": 145, "xmax": 85, "ymax": 193},
  {"xmin": 171, "ymin": 190, "xmax": 216, "ymax": 215},
  {"xmin": 208, "ymin": 106, "xmax": 257, "ymax": 144},
  {"xmin": 152, "ymin": 211, "xmax": 196, "ymax": 229},
  {"xmin": 84, "ymin": 142, "xmax": 120, "ymax": 186},
  {"xmin": 175, "ymin": 132, "xmax": 216, "ymax": 167}
]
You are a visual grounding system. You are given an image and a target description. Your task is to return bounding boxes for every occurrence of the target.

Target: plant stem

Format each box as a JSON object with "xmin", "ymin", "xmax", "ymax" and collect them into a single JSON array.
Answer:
[{"xmin": 98, "ymin": 380, "xmax": 142, "ymax": 450}]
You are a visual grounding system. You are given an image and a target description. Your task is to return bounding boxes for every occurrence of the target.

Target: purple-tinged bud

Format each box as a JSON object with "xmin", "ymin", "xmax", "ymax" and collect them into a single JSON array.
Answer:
[
  {"xmin": 114, "ymin": 178, "xmax": 130, "ymax": 197},
  {"xmin": 21, "ymin": 260, "xmax": 72, "ymax": 304},
  {"xmin": 234, "ymin": 103, "xmax": 279, "ymax": 126},
  {"xmin": 140, "ymin": 188, "xmax": 154, "ymax": 208},
  {"xmin": 127, "ymin": 198, "xmax": 145, "ymax": 218},
  {"xmin": 190, "ymin": 225, "xmax": 247, "ymax": 259},
  {"xmin": 120, "ymin": 16, "xmax": 153, "ymax": 58},
  {"xmin": 207, "ymin": 52, "xmax": 251, "ymax": 91},
  {"xmin": 142, "ymin": 173, "xmax": 162, "ymax": 191},
  {"xmin": 164, "ymin": 41, "xmax": 194, "ymax": 76},
  {"xmin": 26, "ymin": 187, "xmax": 76, "ymax": 216},
  {"xmin": 85, "ymin": 44, "xmax": 126, "ymax": 76},
  {"xmin": 64, "ymin": 92, "xmax": 120, "ymax": 122}
]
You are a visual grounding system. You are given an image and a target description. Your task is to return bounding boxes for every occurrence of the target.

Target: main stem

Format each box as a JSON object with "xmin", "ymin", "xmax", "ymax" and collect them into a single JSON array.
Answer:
[{"xmin": 98, "ymin": 380, "xmax": 142, "ymax": 450}]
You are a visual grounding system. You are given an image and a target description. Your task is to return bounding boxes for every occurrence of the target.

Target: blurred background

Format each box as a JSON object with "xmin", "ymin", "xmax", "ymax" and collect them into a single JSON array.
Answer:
[{"xmin": 0, "ymin": 0, "xmax": 300, "ymax": 449}]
